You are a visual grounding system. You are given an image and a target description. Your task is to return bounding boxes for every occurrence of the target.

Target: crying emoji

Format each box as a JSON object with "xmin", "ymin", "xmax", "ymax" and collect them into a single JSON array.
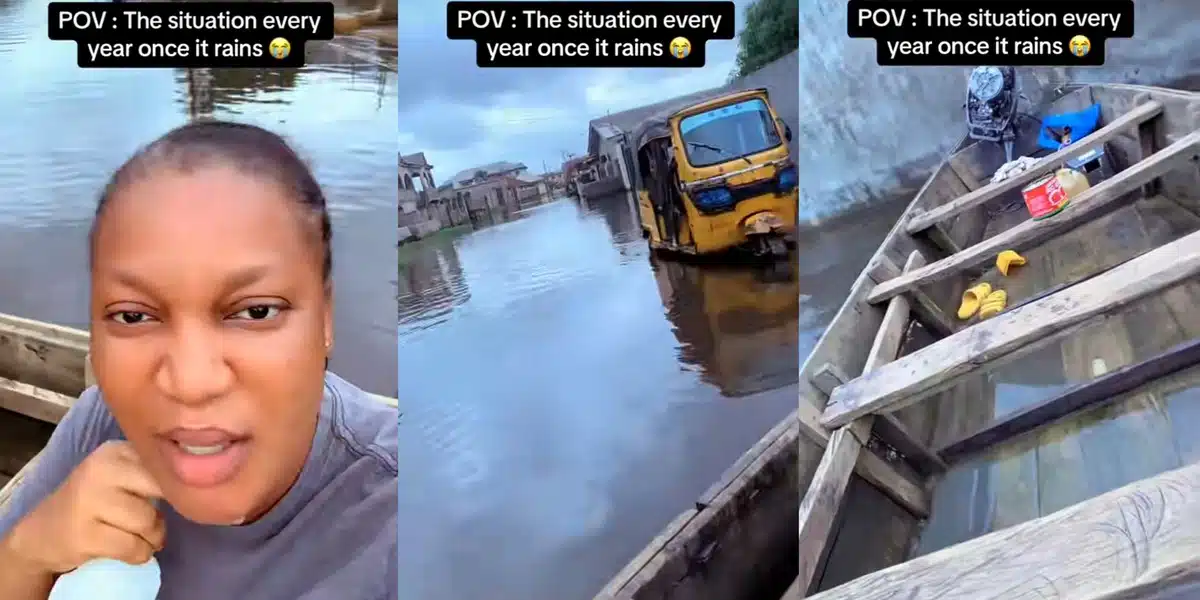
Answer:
[
  {"xmin": 269, "ymin": 37, "xmax": 291, "ymax": 60},
  {"xmin": 1068, "ymin": 35, "xmax": 1091, "ymax": 58},
  {"xmin": 669, "ymin": 37, "xmax": 692, "ymax": 60}
]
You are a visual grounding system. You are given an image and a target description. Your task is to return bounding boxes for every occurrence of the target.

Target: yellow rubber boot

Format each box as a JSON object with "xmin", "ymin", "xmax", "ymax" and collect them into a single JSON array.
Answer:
[
  {"xmin": 996, "ymin": 250, "xmax": 1027, "ymax": 276},
  {"xmin": 979, "ymin": 290, "xmax": 1008, "ymax": 319},
  {"xmin": 958, "ymin": 282, "xmax": 992, "ymax": 320}
]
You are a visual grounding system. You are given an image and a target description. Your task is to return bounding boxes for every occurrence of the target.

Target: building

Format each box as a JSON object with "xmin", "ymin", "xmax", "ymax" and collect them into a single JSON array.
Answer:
[
  {"xmin": 511, "ymin": 172, "xmax": 550, "ymax": 209},
  {"xmin": 400, "ymin": 152, "xmax": 437, "ymax": 195},
  {"xmin": 398, "ymin": 151, "xmax": 469, "ymax": 243},
  {"xmin": 398, "ymin": 152, "xmax": 433, "ymax": 214},
  {"xmin": 584, "ymin": 87, "xmax": 728, "ymax": 198}
]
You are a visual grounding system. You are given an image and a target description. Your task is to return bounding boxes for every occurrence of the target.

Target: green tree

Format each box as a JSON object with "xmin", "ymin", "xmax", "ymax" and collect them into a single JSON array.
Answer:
[{"xmin": 729, "ymin": 0, "xmax": 799, "ymax": 80}]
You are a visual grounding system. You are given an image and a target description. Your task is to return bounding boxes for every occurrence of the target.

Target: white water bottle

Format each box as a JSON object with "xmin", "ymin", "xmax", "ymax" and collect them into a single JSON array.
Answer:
[{"xmin": 48, "ymin": 557, "xmax": 161, "ymax": 600}]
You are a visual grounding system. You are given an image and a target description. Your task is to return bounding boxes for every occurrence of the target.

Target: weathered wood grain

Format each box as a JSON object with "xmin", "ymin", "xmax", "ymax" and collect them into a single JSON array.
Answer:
[
  {"xmin": 0, "ymin": 376, "xmax": 73, "ymax": 424},
  {"xmin": 904, "ymin": 100, "xmax": 1165, "ymax": 235},
  {"xmin": 1089, "ymin": 558, "xmax": 1200, "ymax": 600},
  {"xmin": 796, "ymin": 401, "xmax": 929, "ymax": 519},
  {"xmin": 795, "ymin": 419, "xmax": 871, "ymax": 597},
  {"xmin": 0, "ymin": 315, "xmax": 88, "ymax": 399},
  {"xmin": 872, "ymin": 415, "xmax": 946, "ymax": 475},
  {"xmin": 596, "ymin": 412, "xmax": 801, "ymax": 600},
  {"xmin": 922, "ymin": 223, "xmax": 963, "ymax": 256},
  {"xmin": 794, "ymin": 252, "xmax": 927, "ymax": 596},
  {"xmin": 868, "ymin": 129, "xmax": 1200, "ymax": 307},
  {"xmin": 822, "ymin": 227, "xmax": 1200, "ymax": 428},
  {"xmin": 868, "ymin": 257, "xmax": 953, "ymax": 337},
  {"xmin": 864, "ymin": 252, "xmax": 920, "ymax": 374},
  {"xmin": 813, "ymin": 363, "xmax": 943, "ymax": 491},
  {"xmin": 808, "ymin": 459, "xmax": 1200, "ymax": 600}
]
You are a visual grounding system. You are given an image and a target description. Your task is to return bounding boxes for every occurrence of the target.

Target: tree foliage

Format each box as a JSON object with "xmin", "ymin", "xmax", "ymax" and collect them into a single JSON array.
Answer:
[{"xmin": 730, "ymin": 0, "xmax": 799, "ymax": 80}]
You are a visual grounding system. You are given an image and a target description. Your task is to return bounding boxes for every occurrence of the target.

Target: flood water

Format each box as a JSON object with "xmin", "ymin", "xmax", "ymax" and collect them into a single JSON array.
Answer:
[
  {"xmin": 0, "ymin": 0, "xmax": 399, "ymax": 396},
  {"xmin": 396, "ymin": 193, "xmax": 909, "ymax": 600}
]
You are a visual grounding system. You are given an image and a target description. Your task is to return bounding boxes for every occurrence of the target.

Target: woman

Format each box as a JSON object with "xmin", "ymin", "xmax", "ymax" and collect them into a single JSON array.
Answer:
[{"xmin": 0, "ymin": 121, "xmax": 398, "ymax": 599}]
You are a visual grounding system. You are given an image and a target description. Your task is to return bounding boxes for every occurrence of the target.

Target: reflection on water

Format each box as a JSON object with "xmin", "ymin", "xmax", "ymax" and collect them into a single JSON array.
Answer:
[
  {"xmin": 396, "ymin": 193, "xmax": 908, "ymax": 600},
  {"xmin": 652, "ymin": 260, "xmax": 799, "ymax": 397},
  {"xmin": 0, "ymin": 0, "xmax": 398, "ymax": 395}
]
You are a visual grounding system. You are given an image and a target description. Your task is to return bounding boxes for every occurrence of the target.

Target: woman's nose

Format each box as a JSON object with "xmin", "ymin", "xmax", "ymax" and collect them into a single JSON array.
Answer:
[{"xmin": 155, "ymin": 324, "xmax": 234, "ymax": 405}]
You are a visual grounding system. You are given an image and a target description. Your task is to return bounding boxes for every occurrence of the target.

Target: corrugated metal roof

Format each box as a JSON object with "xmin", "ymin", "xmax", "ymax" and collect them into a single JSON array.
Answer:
[{"xmin": 450, "ymin": 160, "xmax": 529, "ymax": 184}]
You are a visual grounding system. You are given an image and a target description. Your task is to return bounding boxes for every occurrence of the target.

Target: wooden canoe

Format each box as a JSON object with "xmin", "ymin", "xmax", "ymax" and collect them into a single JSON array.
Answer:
[
  {"xmin": 598, "ymin": 82, "xmax": 1200, "ymax": 600},
  {"xmin": 0, "ymin": 313, "xmax": 398, "ymax": 513}
]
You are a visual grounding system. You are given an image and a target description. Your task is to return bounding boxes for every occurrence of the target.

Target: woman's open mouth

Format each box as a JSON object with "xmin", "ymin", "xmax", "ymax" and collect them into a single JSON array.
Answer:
[{"xmin": 158, "ymin": 428, "xmax": 251, "ymax": 488}]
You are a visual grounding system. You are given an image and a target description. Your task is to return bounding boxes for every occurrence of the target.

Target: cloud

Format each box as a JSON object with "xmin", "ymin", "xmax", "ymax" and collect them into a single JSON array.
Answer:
[{"xmin": 398, "ymin": 0, "xmax": 752, "ymax": 182}]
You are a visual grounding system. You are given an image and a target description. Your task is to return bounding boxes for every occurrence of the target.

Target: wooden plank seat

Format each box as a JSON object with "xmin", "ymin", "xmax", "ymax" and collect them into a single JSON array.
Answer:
[
  {"xmin": 821, "ymin": 227, "xmax": 1200, "ymax": 429},
  {"xmin": 867, "ymin": 129, "xmax": 1200, "ymax": 307},
  {"xmin": 904, "ymin": 99, "xmax": 1165, "ymax": 236}
]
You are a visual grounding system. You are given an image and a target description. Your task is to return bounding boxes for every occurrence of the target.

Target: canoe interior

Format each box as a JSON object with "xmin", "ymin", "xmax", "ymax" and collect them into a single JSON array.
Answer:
[
  {"xmin": 809, "ymin": 81, "xmax": 1200, "ymax": 599},
  {"xmin": 905, "ymin": 84, "xmax": 1200, "ymax": 557},
  {"xmin": 914, "ymin": 201, "xmax": 1200, "ymax": 554}
]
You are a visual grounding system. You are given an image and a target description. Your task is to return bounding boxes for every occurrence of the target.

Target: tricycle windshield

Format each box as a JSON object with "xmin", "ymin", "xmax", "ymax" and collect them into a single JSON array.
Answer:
[{"xmin": 678, "ymin": 98, "xmax": 782, "ymax": 168}]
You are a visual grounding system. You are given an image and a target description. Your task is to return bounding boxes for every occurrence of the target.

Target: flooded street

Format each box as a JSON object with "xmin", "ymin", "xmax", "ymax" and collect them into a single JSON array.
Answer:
[
  {"xmin": 396, "ymin": 194, "xmax": 909, "ymax": 600},
  {"xmin": 0, "ymin": 0, "xmax": 399, "ymax": 395}
]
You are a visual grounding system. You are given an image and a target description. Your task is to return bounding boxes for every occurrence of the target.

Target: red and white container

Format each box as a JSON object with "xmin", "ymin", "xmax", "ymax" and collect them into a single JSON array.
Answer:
[{"xmin": 1021, "ymin": 172, "xmax": 1070, "ymax": 220}]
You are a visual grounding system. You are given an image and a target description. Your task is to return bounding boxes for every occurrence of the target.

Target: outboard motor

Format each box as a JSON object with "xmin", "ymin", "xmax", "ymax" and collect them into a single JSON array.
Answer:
[{"xmin": 965, "ymin": 66, "xmax": 1021, "ymax": 162}]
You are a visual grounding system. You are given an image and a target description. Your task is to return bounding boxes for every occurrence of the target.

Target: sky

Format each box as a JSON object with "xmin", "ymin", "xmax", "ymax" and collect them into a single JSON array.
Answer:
[{"xmin": 397, "ymin": 0, "xmax": 757, "ymax": 184}]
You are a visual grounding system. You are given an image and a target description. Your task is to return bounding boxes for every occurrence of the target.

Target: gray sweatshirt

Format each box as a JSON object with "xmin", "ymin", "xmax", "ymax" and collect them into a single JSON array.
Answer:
[{"xmin": 0, "ymin": 372, "xmax": 398, "ymax": 600}]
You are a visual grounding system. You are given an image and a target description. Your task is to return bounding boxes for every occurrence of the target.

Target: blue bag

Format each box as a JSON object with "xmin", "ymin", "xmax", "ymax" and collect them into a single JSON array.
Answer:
[{"xmin": 1038, "ymin": 103, "xmax": 1102, "ymax": 151}]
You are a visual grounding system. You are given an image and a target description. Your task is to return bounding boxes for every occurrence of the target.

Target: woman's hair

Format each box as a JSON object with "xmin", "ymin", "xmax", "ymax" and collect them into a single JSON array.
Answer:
[{"xmin": 89, "ymin": 120, "xmax": 333, "ymax": 283}]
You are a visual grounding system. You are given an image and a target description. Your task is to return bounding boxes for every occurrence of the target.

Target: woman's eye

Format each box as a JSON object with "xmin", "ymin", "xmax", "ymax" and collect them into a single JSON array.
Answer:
[
  {"xmin": 231, "ymin": 305, "xmax": 281, "ymax": 321},
  {"xmin": 111, "ymin": 311, "xmax": 153, "ymax": 325}
]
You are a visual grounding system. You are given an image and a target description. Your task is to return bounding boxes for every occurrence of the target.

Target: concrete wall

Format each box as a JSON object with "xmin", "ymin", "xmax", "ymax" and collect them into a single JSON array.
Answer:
[
  {"xmin": 797, "ymin": 0, "xmax": 973, "ymax": 222},
  {"xmin": 1047, "ymin": 0, "xmax": 1200, "ymax": 87},
  {"xmin": 798, "ymin": 0, "xmax": 1200, "ymax": 222}
]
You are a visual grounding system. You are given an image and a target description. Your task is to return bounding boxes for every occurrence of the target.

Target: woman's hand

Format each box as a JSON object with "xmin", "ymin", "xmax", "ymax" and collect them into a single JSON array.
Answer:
[{"xmin": 4, "ymin": 441, "xmax": 164, "ymax": 575}]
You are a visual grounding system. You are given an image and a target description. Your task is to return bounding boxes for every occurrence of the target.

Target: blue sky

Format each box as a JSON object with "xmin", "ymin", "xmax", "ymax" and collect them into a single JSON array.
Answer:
[{"xmin": 397, "ymin": 0, "xmax": 756, "ymax": 182}]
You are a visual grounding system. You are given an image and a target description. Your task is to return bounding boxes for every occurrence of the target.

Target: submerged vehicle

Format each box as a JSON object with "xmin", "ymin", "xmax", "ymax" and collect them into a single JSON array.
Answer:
[
  {"xmin": 633, "ymin": 88, "xmax": 797, "ymax": 259},
  {"xmin": 0, "ymin": 313, "xmax": 398, "ymax": 511},
  {"xmin": 598, "ymin": 81, "xmax": 1200, "ymax": 600}
]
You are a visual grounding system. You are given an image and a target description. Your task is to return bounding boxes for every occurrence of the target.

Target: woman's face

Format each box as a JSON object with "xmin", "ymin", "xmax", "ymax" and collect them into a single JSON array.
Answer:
[{"xmin": 89, "ymin": 165, "xmax": 332, "ymax": 526}]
